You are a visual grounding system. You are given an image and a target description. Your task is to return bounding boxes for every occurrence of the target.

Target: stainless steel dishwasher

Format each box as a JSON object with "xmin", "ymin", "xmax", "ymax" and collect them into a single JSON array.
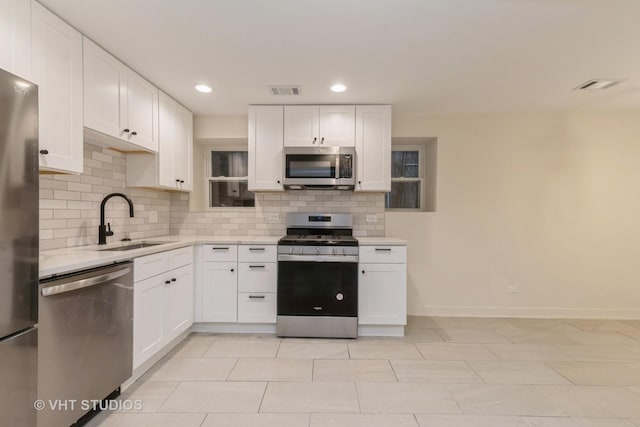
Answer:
[{"xmin": 38, "ymin": 262, "xmax": 133, "ymax": 427}]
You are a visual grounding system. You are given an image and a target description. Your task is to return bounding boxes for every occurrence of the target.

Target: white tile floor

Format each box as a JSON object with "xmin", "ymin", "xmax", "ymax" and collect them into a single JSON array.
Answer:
[{"xmin": 87, "ymin": 317, "xmax": 640, "ymax": 427}]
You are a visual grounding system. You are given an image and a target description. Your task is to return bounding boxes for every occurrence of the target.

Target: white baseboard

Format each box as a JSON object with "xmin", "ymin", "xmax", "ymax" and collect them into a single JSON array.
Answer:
[
  {"xmin": 358, "ymin": 325, "xmax": 405, "ymax": 337},
  {"xmin": 192, "ymin": 323, "xmax": 277, "ymax": 334},
  {"xmin": 412, "ymin": 305, "xmax": 640, "ymax": 319}
]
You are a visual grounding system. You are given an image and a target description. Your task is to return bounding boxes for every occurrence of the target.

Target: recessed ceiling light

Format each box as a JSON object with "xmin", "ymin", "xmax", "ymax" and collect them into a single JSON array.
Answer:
[
  {"xmin": 194, "ymin": 84, "xmax": 212, "ymax": 93},
  {"xmin": 574, "ymin": 79, "xmax": 624, "ymax": 91},
  {"xmin": 331, "ymin": 83, "xmax": 347, "ymax": 93}
]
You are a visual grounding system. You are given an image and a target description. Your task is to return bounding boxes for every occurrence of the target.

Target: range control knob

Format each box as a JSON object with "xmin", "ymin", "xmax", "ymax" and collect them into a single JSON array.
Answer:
[{"xmin": 336, "ymin": 293, "xmax": 344, "ymax": 301}]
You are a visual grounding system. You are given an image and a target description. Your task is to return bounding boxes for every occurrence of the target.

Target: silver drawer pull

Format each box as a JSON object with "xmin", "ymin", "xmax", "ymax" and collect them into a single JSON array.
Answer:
[
  {"xmin": 249, "ymin": 265, "xmax": 265, "ymax": 269},
  {"xmin": 212, "ymin": 247, "xmax": 229, "ymax": 250},
  {"xmin": 375, "ymin": 248, "xmax": 392, "ymax": 252},
  {"xmin": 248, "ymin": 295, "xmax": 265, "ymax": 299},
  {"xmin": 248, "ymin": 247, "xmax": 266, "ymax": 251}
]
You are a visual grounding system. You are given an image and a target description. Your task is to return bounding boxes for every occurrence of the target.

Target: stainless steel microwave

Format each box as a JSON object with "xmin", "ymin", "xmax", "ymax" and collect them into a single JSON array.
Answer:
[{"xmin": 282, "ymin": 146, "xmax": 356, "ymax": 190}]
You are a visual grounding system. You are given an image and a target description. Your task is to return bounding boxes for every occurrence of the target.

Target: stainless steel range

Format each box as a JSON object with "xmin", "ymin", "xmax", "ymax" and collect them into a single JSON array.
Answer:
[{"xmin": 277, "ymin": 213, "xmax": 358, "ymax": 338}]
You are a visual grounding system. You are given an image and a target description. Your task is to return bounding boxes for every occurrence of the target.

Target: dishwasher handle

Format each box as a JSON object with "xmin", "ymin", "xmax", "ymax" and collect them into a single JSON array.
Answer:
[{"xmin": 41, "ymin": 266, "xmax": 132, "ymax": 297}]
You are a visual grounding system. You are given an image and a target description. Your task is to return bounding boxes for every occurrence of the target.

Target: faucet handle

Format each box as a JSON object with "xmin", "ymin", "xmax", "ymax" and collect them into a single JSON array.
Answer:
[{"xmin": 106, "ymin": 222, "xmax": 114, "ymax": 237}]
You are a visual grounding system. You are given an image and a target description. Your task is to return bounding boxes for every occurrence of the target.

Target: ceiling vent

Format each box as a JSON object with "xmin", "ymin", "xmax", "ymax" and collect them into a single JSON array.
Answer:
[
  {"xmin": 269, "ymin": 86, "xmax": 302, "ymax": 96},
  {"xmin": 574, "ymin": 79, "xmax": 624, "ymax": 91}
]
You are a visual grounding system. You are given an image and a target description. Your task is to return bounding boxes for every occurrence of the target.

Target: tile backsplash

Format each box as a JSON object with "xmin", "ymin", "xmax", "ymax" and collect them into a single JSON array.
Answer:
[
  {"xmin": 39, "ymin": 143, "xmax": 171, "ymax": 250},
  {"xmin": 40, "ymin": 143, "xmax": 385, "ymax": 250}
]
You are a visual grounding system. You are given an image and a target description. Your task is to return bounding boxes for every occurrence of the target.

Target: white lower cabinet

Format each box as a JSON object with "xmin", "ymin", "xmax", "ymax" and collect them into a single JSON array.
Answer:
[
  {"xmin": 198, "ymin": 261, "xmax": 237, "ymax": 322},
  {"xmin": 133, "ymin": 248, "xmax": 194, "ymax": 369},
  {"xmin": 238, "ymin": 293, "xmax": 276, "ymax": 323},
  {"xmin": 358, "ymin": 245, "xmax": 407, "ymax": 326}
]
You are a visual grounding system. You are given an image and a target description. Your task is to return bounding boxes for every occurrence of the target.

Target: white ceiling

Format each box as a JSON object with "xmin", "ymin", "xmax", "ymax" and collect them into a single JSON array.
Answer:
[{"xmin": 41, "ymin": 0, "xmax": 640, "ymax": 115}]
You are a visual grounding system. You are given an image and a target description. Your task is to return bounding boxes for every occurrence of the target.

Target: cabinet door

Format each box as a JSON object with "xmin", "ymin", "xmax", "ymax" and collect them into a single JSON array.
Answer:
[
  {"xmin": 157, "ymin": 91, "xmax": 177, "ymax": 188},
  {"xmin": 355, "ymin": 105, "xmax": 392, "ymax": 192},
  {"xmin": 175, "ymin": 103, "xmax": 193, "ymax": 191},
  {"xmin": 248, "ymin": 106, "xmax": 284, "ymax": 191},
  {"xmin": 0, "ymin": 0, "xmax": 31, "ymax": 79},
  {"xmin": 319, "ymin": 105, "xmax": 355, "ymax": 147},
  {"xmin": 133, "ymin": 275, "xmax": 165, "ymax": 368},
  {"xmin": 358, "ymin": 263, "xmax": 407, "ymax": 325},
  {"xmin": 83, "ymin": 37, "xmax": 128, "ymax": 139},
  {"xmin": 164, "ymin": 265, "xmax": 193, "ymax": 341},
  {"xmin": 197, "ymin": 262, "xmax": 237, "ymax": 322},
  {"xmin": 284, "ymin": 105, "xmax": 319, "ymax": 147},
  {"xmin": 125, "ymin": 71, "xmax": 158, "ymax": 151},
  {"xmin": 32, "ymin": 1, "xmax": 83, "ymax": 174}
]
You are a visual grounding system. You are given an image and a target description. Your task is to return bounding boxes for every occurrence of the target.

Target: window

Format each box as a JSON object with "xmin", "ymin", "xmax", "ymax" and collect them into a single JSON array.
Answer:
[
  {"xmin": 386, "ymin": 138, "xmax": 437, "ymax": 212},
  {"xmin": 207, "ymin": 150, "xmax": 255, "ymax": 208},
  {"xmin": 386, "ymin": 147, "xmax": 424, "ymax": 209}
]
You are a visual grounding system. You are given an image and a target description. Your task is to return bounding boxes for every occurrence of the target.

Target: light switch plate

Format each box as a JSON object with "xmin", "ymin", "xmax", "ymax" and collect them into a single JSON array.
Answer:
[
  {"xmin": 148, "ymin": 211, "xmax": 158, "ymax": 223},
  {"xmin": 267, "ymin": 212, "xmax": 279, "ymax": 221},
  {"xmin": 366, "ymin": 214, "xmax": 378, "ymax": 223}
]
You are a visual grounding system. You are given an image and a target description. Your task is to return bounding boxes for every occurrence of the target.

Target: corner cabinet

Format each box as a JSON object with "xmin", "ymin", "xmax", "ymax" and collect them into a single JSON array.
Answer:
[
  {"xmin": 0, "ymin": 0, "xmax": 31, "ymax": 80},
  {"xmin": 127, "ymin": 91, "xmax": 193, "ymax": 191},
  {"xmin": 32, "ymin": 1, "xmax": 84, "ymax": 174},
  {"xmin": 284, "ymin": 105, "xmax": 355, "ymax": 147},
  {"xmin": 83, "ymin": 37, "xmax": 158, "ymax": 152},
  {"xmin": 355, "ymin": 105, "xmax": 392, "ymax": 192},
  {"xmin": 248, "ymin": 106, "xmax": 284, "ymax": 192}
]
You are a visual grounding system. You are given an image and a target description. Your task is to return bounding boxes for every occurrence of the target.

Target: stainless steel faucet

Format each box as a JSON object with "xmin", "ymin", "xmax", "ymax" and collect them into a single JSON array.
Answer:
[{"xmin": 98, "ymin": 193, "xmax": 134, "ymax": 245}]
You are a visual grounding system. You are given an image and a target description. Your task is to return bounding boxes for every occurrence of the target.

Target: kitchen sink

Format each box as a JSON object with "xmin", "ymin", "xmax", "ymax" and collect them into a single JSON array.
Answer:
[{"xmin": 98, "ymin": 241, "xmax": 175, "ymax": 251}]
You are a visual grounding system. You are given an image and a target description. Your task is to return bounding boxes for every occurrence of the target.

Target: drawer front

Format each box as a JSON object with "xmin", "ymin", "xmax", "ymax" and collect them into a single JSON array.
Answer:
[
  {"xmin": 359, "ymin": 245, "xmax": 407, "ymax": 264},
  {"xmin": 237, "ymin": 292, "xmax": 276, "ymax": 323},
  {"xmin": 238, "ymin": 262, "xmax": 277, "ymax": 293},
  {"xmin": 134, "ymin": 251, "xmax": 169, "ymax": 282},
  {"xmin": 238, "ymin": 245, "xmax": 277, "ymax": 263},
  {"xmin": 201, "ymin": 245, "xmax": 238, "ymax": 262},
  {"xmin": 168, "ymin": 246, "xmax": 193, "ymax": 270}
]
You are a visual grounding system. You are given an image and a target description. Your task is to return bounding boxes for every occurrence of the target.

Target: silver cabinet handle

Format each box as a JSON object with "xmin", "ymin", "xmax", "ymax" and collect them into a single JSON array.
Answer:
[
  {"xmin": 375, "ymin": 248, "xmax": 392, "ymax": 252},
  {"xmin": 249, "ymin": 265, "xmax": 265, "ymax": 269},
  {"xmin": 41, "ymin": 267, "xmax": 131, "ymax": 297},
  {"xmin": 248, "ymin": 247, "xmax": 266, "ymax": 251},
  {"xmin": 248, "ymin": 295, "xmax": 265, "ymax": 299}
]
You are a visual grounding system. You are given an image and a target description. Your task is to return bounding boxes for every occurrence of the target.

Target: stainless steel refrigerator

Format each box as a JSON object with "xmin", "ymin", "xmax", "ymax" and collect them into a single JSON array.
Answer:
[{"xmin": 0, "ymin": 67, "xmax": 39, "ymax": 427}]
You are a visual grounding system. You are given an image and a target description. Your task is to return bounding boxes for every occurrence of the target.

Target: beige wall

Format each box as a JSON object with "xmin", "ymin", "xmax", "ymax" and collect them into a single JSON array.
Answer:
[{"xmin": 389, "ymin": 111, "xmax": 640, "ymax": 318}]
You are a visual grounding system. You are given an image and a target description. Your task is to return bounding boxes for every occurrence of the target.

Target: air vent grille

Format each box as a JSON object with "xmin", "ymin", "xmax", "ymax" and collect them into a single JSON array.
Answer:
[
  {"xmin": 575, "ymin": 79, "xmax": 623, "ymax": 91},
  {"xmin": 269, "ymin": 86, "xmax": 302, "ymax": 96}
]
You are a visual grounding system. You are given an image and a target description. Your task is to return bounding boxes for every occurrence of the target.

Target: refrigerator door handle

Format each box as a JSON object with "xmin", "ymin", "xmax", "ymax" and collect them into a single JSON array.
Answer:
[{"xmin": 41, "ymin": 267, "xmax": 131, "ymax": 297}]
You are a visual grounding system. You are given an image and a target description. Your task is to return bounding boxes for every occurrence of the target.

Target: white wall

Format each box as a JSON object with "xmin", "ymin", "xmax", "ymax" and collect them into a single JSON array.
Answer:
[{"xmin": 389, "ymin": 111, "xmax": 640, "ymax": 318}]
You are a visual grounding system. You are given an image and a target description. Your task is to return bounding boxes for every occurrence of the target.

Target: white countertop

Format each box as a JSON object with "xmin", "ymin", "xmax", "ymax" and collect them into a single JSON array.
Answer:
[
  {"xmin": 39, "ymin": 234, "xmax": 406, "ymax": 278},
  {"xmin": 357, "ymin": 237, "xmax": 408, "ymax": 246},
  {"xmin": 39, "ymin": 235, "xmax": 280, "ymax": 278}
]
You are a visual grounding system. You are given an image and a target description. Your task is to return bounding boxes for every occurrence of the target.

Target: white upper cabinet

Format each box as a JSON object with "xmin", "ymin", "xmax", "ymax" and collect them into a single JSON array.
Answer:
[
  {"xmin": 127, "ymin": 91, "xmax": 193, "ymax": 191},
  {"xmin": 319, "ymin": 105, "xmax": 355, "ymax": 146},
  {"xmin": 83, "ymin": 36, "xmax": 158, "ymax": 152},
  {"xmin": 248, "ymin": 105, "xmax": 284, "ymax": 191},
  {"xmin": 355, "ymin": 105, "xmax": 392, "ymax": 192},
  {"xmin": 0, "ymin": 0, "xmax": 31, "ymax": 79},
  {"xmin": 284, "ymin": 105, "xmax": 355, "ymax": 147},
  {"xmin": 32, "ymin": 1, "xmax": 83, "ymax": 174}
]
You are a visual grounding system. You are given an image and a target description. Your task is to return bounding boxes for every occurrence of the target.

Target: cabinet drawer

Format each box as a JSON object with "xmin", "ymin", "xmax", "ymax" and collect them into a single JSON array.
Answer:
[
  {"xmin": 237, "ymin": 292, "xmax": 276, "ymax": 323},
  {"xmin": 201, "ymin": 245, "xmax": 238, "ymax": 262},
  {"xmin": 134, "ymin": 251, "xmax": 169, "ymax": 282},
  {"xmin": 168, "ymin": 246, "xmax": 193, "ymax": 270},
  {"xmin": 359, "ymin": 245, "xmax": 406, "ymax": 264},
  {"xmin": 238, "ymin": 244, "xmax": 277, "ymax": 263},
  {"xmin": 238, "ymin": 262, "xmax": 277, "ymax": 293}
]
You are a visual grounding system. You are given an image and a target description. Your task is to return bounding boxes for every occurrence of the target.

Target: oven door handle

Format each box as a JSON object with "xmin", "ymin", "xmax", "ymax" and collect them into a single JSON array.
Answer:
[
  {"xmin": 41, "ymin": 267, "xmax": 131, "ymax": 297},
  {"xmin": 278, "ymin": 254, "xmax": 358, "ymax": 263}
]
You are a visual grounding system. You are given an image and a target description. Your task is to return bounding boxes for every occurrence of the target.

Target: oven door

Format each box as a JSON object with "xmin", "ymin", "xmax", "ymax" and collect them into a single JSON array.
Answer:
[
  {"xmin": 283, "ymin": 150, "xmax": 339, "ymax": 187},
  {"xmin": 277, "ymin": 259, "xmax": 357, "ymax": 317}
]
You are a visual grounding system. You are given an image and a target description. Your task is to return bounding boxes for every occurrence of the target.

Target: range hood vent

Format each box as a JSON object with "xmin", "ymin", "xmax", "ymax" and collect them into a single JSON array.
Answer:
[
  {"xmin": 269, "ymin": 86, "xmax": 302, "ymax": 96},
  {"xmin": 574, "ymin": 79, "xmax": 623, "ymax": 90}
]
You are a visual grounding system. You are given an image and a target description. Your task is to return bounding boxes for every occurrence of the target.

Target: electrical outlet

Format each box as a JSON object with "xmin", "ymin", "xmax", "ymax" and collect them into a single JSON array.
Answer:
[
  {"xmin": 366, "ymin": 214, "xmax": 378, "ymax": 223},
  {"xmin": 267, "ymin": 212, "xmax": 280, "ymax": 221},
  {"xmin": 148, "ymin": 211, "xmax": 158, "ymax": 224},
  {"xmin": 506, "ymin": 285, "xmax": 519, "ymax": 294}
]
